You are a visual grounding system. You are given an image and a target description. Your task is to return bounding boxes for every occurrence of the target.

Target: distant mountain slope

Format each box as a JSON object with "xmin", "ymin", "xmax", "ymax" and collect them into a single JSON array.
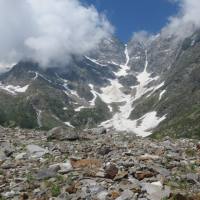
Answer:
[{"xmin": 0, "ymin": 33, "xmax": 200, "ymax": 138}]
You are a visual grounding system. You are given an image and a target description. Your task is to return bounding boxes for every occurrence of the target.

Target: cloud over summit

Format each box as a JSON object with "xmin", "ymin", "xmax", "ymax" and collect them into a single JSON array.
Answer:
[
  {"xmin": 0, "ymin": 0, "xmax": 113, "ymax": 67},
  {"xmin": 163, "ymin": 0, "xmax": 200, "ymax": 38}
]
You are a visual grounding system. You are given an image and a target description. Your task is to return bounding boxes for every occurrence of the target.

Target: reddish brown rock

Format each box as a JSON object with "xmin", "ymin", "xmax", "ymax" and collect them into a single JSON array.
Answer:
[
  {"xmin": 105, "ymin": 164, "xmax": 118, "ymax": 179},
  {"xmin": 135, "ymin": 170, "xmax": 155, "ymax": 180}
]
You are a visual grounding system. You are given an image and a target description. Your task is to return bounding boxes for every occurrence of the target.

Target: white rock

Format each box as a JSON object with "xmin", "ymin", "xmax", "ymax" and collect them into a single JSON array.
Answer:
[
  {"xmin": 141, "ymin": 182, "xmax": 170, "ymax": 200},
  {"xmin": 50, "ymin": 160, "xmax": 73, "ymax": 173},
  {"xmin": 151, "ymin": 181, "xmax": 163, "ymax": 187}
]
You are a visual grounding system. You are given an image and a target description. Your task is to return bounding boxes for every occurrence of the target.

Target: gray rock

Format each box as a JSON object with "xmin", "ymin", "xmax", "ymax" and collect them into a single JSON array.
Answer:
[
  {"xmin": 88, "ymin": 127, "xmax": 107, "ymax": 135},
  {"xmin": 0, "ymin": 141, "xmax": 15, "ymax": 157},
  {"xmin": 186, "ymin": 173, "xmax": 199, "ymax": 183},
  {"xmin": 57, "ymin": 193, "xmax": 71, "ymax": 200},
  {"xmin": 27, "ymin": 144, "xmax": 48, "ymax": 158},
  {"xmin": 35, "ymin": 165, "xmax": 60, "ymax": 180},
  {"xmin": 15, "ymin": 152, "xmax": 27, "ymax": 160},
  {"xmin": 0, "ymin": 150, "xmax": 6, "ymax": 161},
  {"xmin": 2, "ymin": 191, "xmax": 16, "ymax": 198},
  {"xmin": 152, "ymin": 166, "xmax": 171, "ymax": 177},
  {"xmin": 116, "ymin": 189, "xmax": 135, "ymax": 200},
  {"xmin": 141, "ymin": 182, "xmax": 170, "ymax": 200},
  {"xmin": 96, "ymin": 191, "xmax": 109, "ymax": 200},
  {"xmin": 97, "ymin": 146, "xmax": 112, "ymax": 155},
  {"xmin": 47, "ymin": 126, "xmax": 79, "ymax": 141}
]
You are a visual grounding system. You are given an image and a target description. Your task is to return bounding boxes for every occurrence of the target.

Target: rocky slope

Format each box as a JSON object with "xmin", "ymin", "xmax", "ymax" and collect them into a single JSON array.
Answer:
[
  {"xmin": 0, "ymin": 31, "xmax": 200, "ymax": 138},
  {"xmin": 0, "ymin": 126, "xmax": 200, "ymax": 200}
]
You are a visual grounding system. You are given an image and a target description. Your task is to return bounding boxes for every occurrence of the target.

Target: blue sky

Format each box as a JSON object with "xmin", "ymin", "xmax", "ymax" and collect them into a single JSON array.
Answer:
[{"xmin": 82, "ymin": 0, "xmax": 179, "ymax": 42}]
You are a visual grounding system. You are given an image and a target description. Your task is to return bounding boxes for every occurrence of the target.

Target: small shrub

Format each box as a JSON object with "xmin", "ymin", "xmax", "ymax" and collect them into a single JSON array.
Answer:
[{"xmin": 51, "ymin": 184, "xmax": 61, "ymax": 197}]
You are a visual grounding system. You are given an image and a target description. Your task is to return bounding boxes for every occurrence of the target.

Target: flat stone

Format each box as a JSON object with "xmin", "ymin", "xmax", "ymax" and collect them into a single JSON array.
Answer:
[
  {"xmin": 15, "ymin": 152, "xmax": 27, "ymax": 160},
  {"xmin": 36, "ymin": 165, "xmax": 60, "ymax": 180},
  {"xmin": 152, "ymin": 166, "xmax": 170, "ymax": 177},
  {"xmin": 27, "ymin": 144, "xmax": 48, "ymax": 158},
  {"xmin": 0, "ymin": 150, "xmax": 6, "ymax": 162},
  {"xmin": 116, "ymin": 189, "xmax": 135, "ymax": 200},
  {"xmin": 186, "ymin": 173, "xmax": 199, "ymax": 183},
  {"xmin": 0, "ymin": 141, "xmax": 15, "ymax": 157},
  {"xmin": 141, "ymin": 182, "xmax": 170, "ymax": 200}
]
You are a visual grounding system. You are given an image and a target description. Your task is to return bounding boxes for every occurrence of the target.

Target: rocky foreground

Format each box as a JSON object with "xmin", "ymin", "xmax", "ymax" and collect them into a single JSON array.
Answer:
[{"xmin": 0, "ymin": 126, "xmax": 200, "ymax": 200}]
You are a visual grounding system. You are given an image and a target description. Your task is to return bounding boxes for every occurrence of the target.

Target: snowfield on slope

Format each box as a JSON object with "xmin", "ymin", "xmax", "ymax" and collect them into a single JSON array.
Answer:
[{"xmin": 99, "ymin": 45, "xmax": 166, "ymax": 137}]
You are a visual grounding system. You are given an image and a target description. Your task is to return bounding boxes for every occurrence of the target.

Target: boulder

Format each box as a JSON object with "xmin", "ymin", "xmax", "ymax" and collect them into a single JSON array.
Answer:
[
  {"xmin": 0, "ymin": 141, "xmax": 15, "ymax": 157},
  {"xmin": 105, "ymin": 163, "xmax": 118, "ymax": 179},
  {"xmin": 35, "ymin": 165, "xmax": 60, "ymax": 180},
  {"xmin": 47, "ymin": 126, "xmax": 79, "ymax": 141}
]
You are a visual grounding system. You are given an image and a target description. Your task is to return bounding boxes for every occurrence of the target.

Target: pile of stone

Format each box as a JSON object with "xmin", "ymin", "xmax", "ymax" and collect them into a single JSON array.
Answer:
[{"xmin": 0, "ymin": 126, "xmax": 200, "ymax": 199}]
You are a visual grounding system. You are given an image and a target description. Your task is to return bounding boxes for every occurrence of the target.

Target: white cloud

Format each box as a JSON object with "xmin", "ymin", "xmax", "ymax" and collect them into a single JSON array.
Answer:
[
  {"xmin": 131, "ymin": 0, "xmax": 200, "ymax": 42},
  {"xmin": 162, "ymin": 0, "xmax": 200, "ymax": 39},
  {"xmin": 0, "ymin": 0, "xmax": 113, "ymax": 68}
]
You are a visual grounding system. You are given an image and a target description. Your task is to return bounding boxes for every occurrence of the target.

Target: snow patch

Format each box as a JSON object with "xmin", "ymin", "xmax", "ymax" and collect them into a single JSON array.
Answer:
[
  {"xmin": 85, "ymin": 56, "xmax": 107, "ymax": 67},
  {"xmin": 114, "ymin": 44, "xmax": 129, "ymax": 77},
  {"xmin": 146, "ymin": 82, "xmax": 165, "ymax": 98},
  {"xmin": 29, "ymin": 71, "xmax": 52, "ymax": 83},
  {"xmin": 36, "ymin": 109, "xmax": 42, "ymax": 128},
  {"xmin": 108, "ymin": 105, "xmax": 113, "ymax": 112},
  {"xmin": 134, "ymin": 50, "xmax": 160, "ymax": 100},
  {"xmin": 136, "ymin": 111, "xmax": 166, "ymax": 136},
  {"xmin": 159, "ymin": 90, "xmax": 166, "ymax": 100},
  {"xmin": 101, "ymin": 111, "xmax": 166, "ymax": 137},
  {"xmin": 0, "ymin": 83, "xmax": 29, "ymax": 95},
  {"xmin": 75, "ymin": 106, "xmax": 87, "ymax": 112},
  {"xmin": 100, "ymin": 47, "xmax": 166, "ymax": 137},
  {"xmin": 64, "ymin": 122, "xmax": 75, "ymax": 128},
  {"xmin": 89, "ymin": 84, "xmax": 98, "ymax": 106},
  {"xmin": 99, "ymin": 79, "xmax": 128, "ymax": 104},
  {"xmin": 63, "ymin": 107, "xmax": 68, "ymax": 111}
]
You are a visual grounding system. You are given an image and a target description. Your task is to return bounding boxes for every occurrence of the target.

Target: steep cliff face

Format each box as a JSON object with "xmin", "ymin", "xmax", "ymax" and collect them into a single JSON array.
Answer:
[
  {"xmin": 0, "ymin": 32, "xmax": 200, "ymax": 138},
  {"xmin": 128, "ymin": 31, "xmax": 200, "ymax": 138}
]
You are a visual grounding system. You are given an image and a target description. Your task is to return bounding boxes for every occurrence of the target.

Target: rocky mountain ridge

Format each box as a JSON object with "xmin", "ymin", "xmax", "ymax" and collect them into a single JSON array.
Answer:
[{"xmin": 0, "ymin": 31, "xmax": 200, "ymax": 138}]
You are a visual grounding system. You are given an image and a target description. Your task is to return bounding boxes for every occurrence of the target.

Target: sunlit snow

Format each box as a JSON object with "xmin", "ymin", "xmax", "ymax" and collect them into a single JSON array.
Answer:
[
  {"xmin": 0, "ymin": 83, "xmax": 29, "ymax": 95},
  {"xmin": 64, "ymin": 122, "xmax": 75, "ymax": 128},
  {"xmin": 100, "ymin": 45, "xmax": 166, "ymax": 137},
  {"xmin": 85, "ymin": 56, "xmax": 107, "ymax": 67},
  {"xmin": 159, "ymin": 90, "xmax": 166, "ymax": 100}
]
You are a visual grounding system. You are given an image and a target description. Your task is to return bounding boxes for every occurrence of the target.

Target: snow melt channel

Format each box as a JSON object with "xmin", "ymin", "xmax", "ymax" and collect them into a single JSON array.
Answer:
[{"xmin": 100, "ymin": 46, "xmax": 166, "ymax": 137}]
